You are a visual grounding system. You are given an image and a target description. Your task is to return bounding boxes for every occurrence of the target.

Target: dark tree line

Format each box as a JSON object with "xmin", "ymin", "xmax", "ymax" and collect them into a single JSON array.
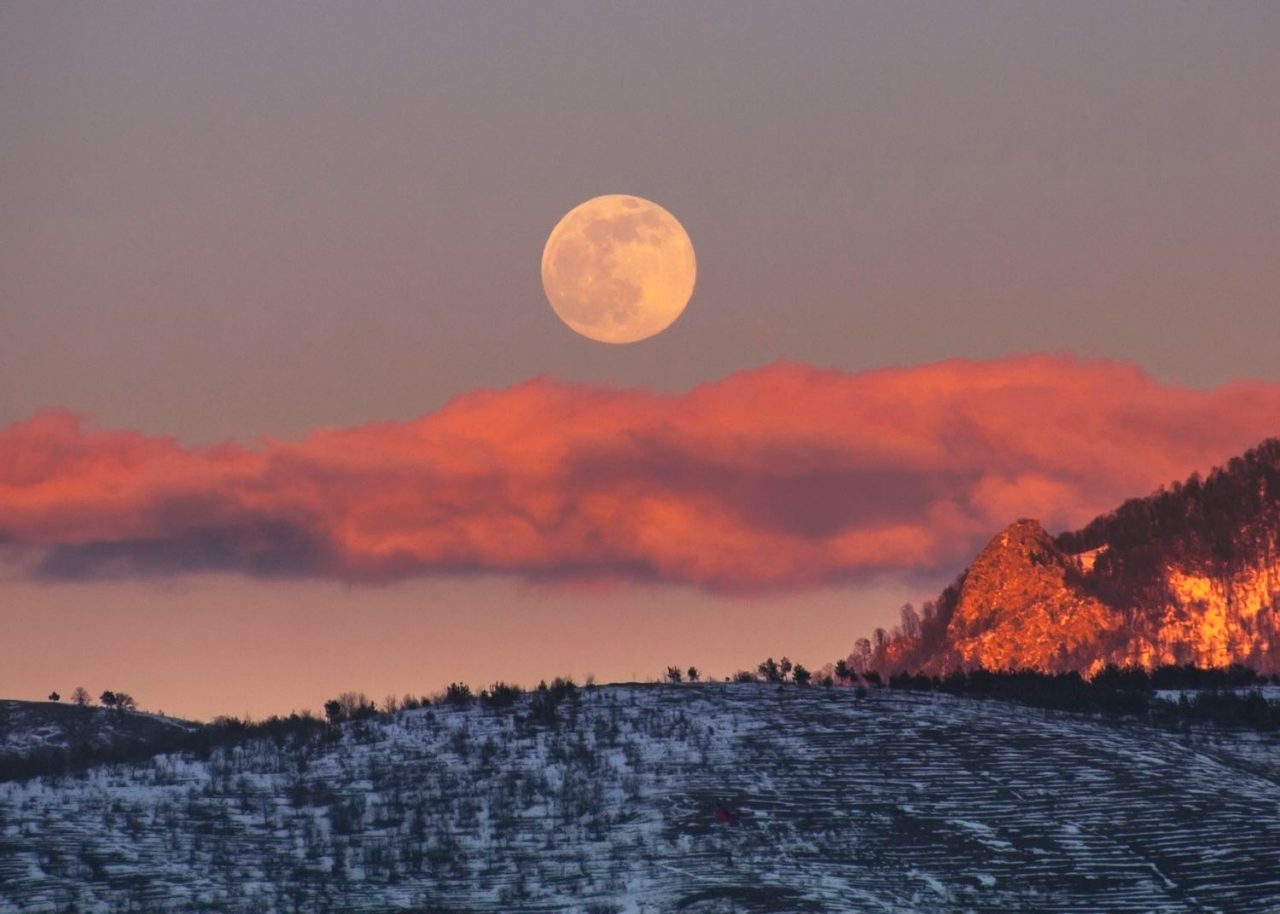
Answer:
[
  {"xmin": 886, "ymin": 667, "xmax": 1151, "ymax": 715},
  {"xmin": 751, "ymin": 656, "xmax": 813, "ymax": 685},
  {"xmin": 1152, "ymin": 689, "xmax": 1280, "ymax": 730},
  {"xmin": 882, "ymin": 664, "xmax": 1280, "ymax": 729}
]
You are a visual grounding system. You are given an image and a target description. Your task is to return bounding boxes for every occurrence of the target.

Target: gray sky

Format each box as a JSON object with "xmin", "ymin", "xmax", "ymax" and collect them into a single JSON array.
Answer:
[{"xmin": 3, "ymin": 2, "xmax": 1278, "ymax": 442}]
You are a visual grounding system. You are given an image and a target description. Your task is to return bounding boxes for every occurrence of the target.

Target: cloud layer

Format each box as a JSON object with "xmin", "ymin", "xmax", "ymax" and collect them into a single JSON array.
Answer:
[{"xmin": 3, "ymin": 356, "xmax": 1278, "ymax": 591}]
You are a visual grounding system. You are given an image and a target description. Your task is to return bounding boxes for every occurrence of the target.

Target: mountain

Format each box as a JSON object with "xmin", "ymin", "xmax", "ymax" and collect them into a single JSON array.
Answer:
[
  {"xmin": 4, "ymin": 684, "xmax": 1280, "ymax": 913},
  {"xmin": 864, "ymin": 438, "xmax": 1280, "ymax": 675}
]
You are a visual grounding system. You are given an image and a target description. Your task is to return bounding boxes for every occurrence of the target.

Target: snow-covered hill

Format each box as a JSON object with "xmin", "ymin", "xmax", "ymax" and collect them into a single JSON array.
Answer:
[
  {"xmin": 0, "ymin": 700, "xmax": 198, "ymax": 762},
  {"xmin": 2, "ymin": 684, "xmax": 1280, "ymax": 913}
]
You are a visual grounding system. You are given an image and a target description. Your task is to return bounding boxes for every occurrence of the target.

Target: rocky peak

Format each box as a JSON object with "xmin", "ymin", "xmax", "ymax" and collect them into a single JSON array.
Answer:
[
  {"xmin": 953, "ymin": 520, "xmax": 1074, "ymax": 625},
  {"xmin": 860, "ymin": 437, "xmax": 1280, "ymax": 676},
  {"xmin": 941, "ymin": 519, "xmax": 1119, "ymax": 673},
  {"xmin": 968, "ymin": 518, "xmax": 1058, "ymax": 575}
]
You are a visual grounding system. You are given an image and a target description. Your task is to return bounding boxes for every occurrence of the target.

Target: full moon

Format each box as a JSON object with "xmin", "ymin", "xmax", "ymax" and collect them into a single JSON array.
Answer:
[{"xmin": 541, "ymin": 194, "xmax": 696, "ymax": 344}]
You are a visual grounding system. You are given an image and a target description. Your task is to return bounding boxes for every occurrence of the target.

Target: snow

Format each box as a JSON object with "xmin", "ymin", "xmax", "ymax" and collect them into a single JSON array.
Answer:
[{"xmin": 1, "ymin": 684, "xmax": 1279, "ymax": 913}]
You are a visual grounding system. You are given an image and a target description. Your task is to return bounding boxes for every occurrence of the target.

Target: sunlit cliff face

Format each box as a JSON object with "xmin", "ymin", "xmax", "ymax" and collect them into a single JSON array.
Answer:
[
  {"xmin": 943, "ymin": 520, "xmax": 1120, "ymax": 674},
  {"xmin": 870, "ymin": 523, "xmax": 1280, "ymax": 677},
  {"xmin": 1135, "ymin": 565, "xmax": 1280, "ymax": 670},
  {"xmin": 857, "ymin": 438, "xmax": 1280, "ymax": 676}
]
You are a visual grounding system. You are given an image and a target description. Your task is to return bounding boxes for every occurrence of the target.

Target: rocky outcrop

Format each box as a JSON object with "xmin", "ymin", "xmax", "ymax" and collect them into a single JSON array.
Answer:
[
  {"xmin": 865, "ymin": 438, "xmax": 1280, "ymax": 674},
  {"xmin": 1122, "ymin": 560, "xmax": 1280, "ymax": 670},
  {"xmin": 942, "ymin": 520, "xmax": 1120, "ymax": 673}
]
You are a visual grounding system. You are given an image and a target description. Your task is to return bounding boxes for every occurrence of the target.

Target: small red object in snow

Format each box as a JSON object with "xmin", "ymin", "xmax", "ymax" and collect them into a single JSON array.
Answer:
[{"xmin": 713, "ymin": 805, "xmax": 734, "ymax": 825}]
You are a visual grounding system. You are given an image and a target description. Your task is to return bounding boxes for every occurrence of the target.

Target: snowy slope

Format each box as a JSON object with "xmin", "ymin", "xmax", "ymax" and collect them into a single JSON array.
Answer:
[
  {"xmin": 0, "ymin": 700, "xmax": 198, "ymax": 759},
  {"xmin": 2, "ymin": 684, "xmax": 1280, "ymax": 913}
]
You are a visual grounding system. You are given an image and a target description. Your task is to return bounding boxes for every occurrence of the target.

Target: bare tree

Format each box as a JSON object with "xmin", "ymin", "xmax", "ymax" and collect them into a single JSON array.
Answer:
[
  {"xmin": 851, "ymin": 639, "xmax": 873, "ymax": 674},
  {"xmin": 71, "ymin": 687, "xmax": 92, "ymax": 707},
  {"xmin": 341, "ymin": 691, "xmax": 373, "ymax": 717},
  {"xmin": 665, "ymin": 666, "xmax": 683, "ymax": 683},
  {"xmin": 899, "ymin": 603, "xmax": 921, "ymax": 641},
  {"xmin": 872, "ymin": 628, "xmax": 889, "ymax": 667},
  {"xmin": 325, "ymin": 691, "xmax": 377, "ymax": 722}
]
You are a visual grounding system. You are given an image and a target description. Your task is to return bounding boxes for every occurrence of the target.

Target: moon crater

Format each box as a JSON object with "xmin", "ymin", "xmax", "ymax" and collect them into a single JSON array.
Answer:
[{"xmin": 542, "ymin": 194, "xmax": 696, "ymax": 344}]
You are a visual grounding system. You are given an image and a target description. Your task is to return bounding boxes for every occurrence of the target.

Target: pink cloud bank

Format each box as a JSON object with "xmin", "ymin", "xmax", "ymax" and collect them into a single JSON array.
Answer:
[{"xmin": 2, "ymin": 355, "xmax": 1277, "ymax": 590}]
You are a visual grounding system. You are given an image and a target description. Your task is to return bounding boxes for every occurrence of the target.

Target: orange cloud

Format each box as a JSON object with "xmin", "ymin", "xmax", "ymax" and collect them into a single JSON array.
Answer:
[{"xmin": 2, "ymin": 355, "xmax": 1278, "ymax": 591}]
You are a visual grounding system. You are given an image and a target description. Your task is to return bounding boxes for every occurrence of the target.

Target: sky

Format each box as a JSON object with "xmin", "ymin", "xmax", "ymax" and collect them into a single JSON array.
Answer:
[{"xmin": 2, "ymin": 2, "xmax": 1279, "ymax": 719}]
